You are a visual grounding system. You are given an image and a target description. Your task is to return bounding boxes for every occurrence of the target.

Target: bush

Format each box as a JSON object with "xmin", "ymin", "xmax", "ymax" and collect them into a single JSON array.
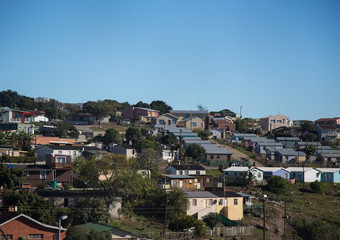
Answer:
[
  {"xmin": 62, "ymin": 183, "xmax": 71, "ymax": 190},
  {"xmin": 310, "ymin": 181, "xmax": 325, "ymax": 194},
  {"xmin": 6, "ymin": 156, "xmax": 38, "ymax": 163},
  {"xmin": 293, "ymin": 219, "xmax": 339, "ymax": 240},
  {"xmin": 202, "ymin": 212, "xmax": 221, "ymax": 229},
  {"xmin": 266, "ymin": 176, "xmax": 289, "ymax": 196}
]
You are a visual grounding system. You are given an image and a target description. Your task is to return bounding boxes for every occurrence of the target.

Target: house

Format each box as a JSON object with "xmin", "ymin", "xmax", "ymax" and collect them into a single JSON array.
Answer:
[
  {"xmin": 122, "ymin": 107, "xmax": 159, "ymax": 122},
  {"xmin": 232, "ymin": 133, "xmax": 257, "ymax": 144},
  {"xmin": 315, "ymin": 117, "xmax": 340, "ymax": 127},
  {"xmin": 0, "ymin": 212, "xmax": 66, "ymax": 240},
  {"xmin": 255, "ymin": 167, "xmax": 290, "ymax": 180},
  {"xmin": 260, "ymin": 114, "xmax": 290, "ymax": 132},
  {"xmin": 186, "ymin": 191, "xmax": 243, "ymax": 221},
  {"xmin": 0, "ymin": 107, "xmax": 34, "ymax": 123},
  {"xmin": 316, "ymin": 168, "xmax": 340, "ymax": 183},
  {"xmin": 314, "ymin": 149, "xmax": 340, "ymax": 164},
  {"xmin": 255, "ymin": 142, "xmax": 283, "ymax": 154},
  {"xmin": 154, "ymin": 125, "xmax": 198, "ymax": 138},
  {"xmin": 161, "ymin": 148, "xmax": 178, "ymax": 162},
  {"xmin": 209, "ymin": 129, "xmax": 225, "ymax": 139},
  {"xmin": 0, "ymin": 145, "xmax": 20, "ymax": 157},
  {"xmin": 37, "ymin": 189, "xmax": 122, "ymax": 219},
  {"xmin": 199, "ymin": 143, "xmax": 233, "ymax": 163},
  {"xmin": 248, "ymin": 137, "xmax": 275, "ymax": 149},
  {"xmin": 32, "ymin": 136, "xmax": 77, "ymax": 149},
  {"xmin": 33, "ymin": 115, "xmax": 49, "ymax": 122},
  {"xmin": 236, "ymin": 192, "xmax": 255, "ymax": 209},
  {"xmin": 294, "ymin": 141, "xmax": 321, "ymax": 151},
  {"xmin": 177, "ymin": 117, "xmax": 205, "ymax": 130},
  {"xmin": 109, "ymin": 145, "xmax": 137, "ymax": 159},
  {"xmin": 37, "ymin": 145, "xmax": 102, "ymax": 162},
  {"xmin": 315, "ymin": 124, "xmax": 339, "ymax": 142},
  {"xmin": 159, "ymin": 174, "xmax": 199, "ymax": 190},
  {"xmin": 275, "ymin": 137, "xmax": 300, "ymax": 148},
  {"xmin": 154, "ymin": 113, "xmax": 178, "ymax": 126},
  {"xmin": 0, "ymin": 122, "xmax": 36, "ymax": 134},
  {"xmin": 76, "ymin": 222, "xmax": 144, "ymax": 240},
  {"xmin": 223, "ymin": 167, "xmax": 263, "ymax": 182},
  {"xmin": 22, "ymin": 165, "xmax": 55, "ymax": 187},
  {"xmin": 165, "ymin": 164, "xmax": 206, "ymax": 176},
  {"xmin": 183, "ymin": 139, "xmax": 211, "ymax": 148},
  {"xmin": 274, "ymin": 149, "xmax": 306, "ymax": 164},
  {"xmin": 286, "ymin": 167, "xmax": 321, "ymax": 182}
]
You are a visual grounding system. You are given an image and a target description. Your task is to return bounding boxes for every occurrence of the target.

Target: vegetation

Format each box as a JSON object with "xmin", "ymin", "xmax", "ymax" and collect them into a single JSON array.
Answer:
[
  {"xmin": 265, "ymin": 176, "xmax": 289, "ymax": 196},
  {"xmin": 292, "ymin": 219, "xmax": 339, "ymax": 240},
  {"xmin": 55, "ymin": 121, "xmax": 79, "ymax": 138},
  {"xmin": 309, "ymin": 181, "xmax": 325, "ymax": 194},
  {"xmin": 185, "ymin": 143, "xmax": 206, "ymax": 162},
  {"xmin": 94, "ymin": 128, "xmax": 122, "ymax": 145},
  {"xmin": 202, "ymin": 212, "xmax": 221, "ymax": 229},
  {"xmin": 0, "ymin": 163, "xmax": 25, "ymax": 189},
  {"xmin": 192, "ymin": 128, "xmax": 211, "ymax": 140},
  {"xmin": 72, "ymin": 198, "xmax": 109, "ymax": 225},
  {"xmin": 65, "ymin": 226, "xmax": 111, "ymax": 240}
]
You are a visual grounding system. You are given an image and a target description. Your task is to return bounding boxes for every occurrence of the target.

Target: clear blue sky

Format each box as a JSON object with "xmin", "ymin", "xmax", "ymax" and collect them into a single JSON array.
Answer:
[{"xmin": 1, "ymin": 0, "xmax": 339, "ymax": 120}]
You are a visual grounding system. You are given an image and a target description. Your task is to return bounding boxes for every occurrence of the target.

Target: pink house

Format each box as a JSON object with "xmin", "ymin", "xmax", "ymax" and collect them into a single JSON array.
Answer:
[{"xmin": 122, "ymin": 107, "xmax": 159, "ymax": 122}]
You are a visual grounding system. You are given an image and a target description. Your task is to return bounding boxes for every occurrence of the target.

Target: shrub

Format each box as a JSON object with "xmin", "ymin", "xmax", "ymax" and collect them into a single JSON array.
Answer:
[
  {"xmin": 310, "ymin": 181, "xmax": 325, "ymax": 194},
  {"xmin": 202, "ymin": 212, "xmax": 221, "ymax": 229}
]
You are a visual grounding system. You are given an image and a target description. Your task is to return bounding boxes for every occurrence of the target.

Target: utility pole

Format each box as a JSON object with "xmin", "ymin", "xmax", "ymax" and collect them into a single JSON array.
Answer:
[
  {"xmin": 283, "ymin": 196, "xmax": 287, "ymax": 239},
  {"xmin": 302, "ymin": 164, "xmax": 305, "ymax": 195},
  {"xmin": 240, "ymin": 106, "xmax": 242, "ymax": 118},
  {"xmin": 262, "ymin": 198, "xmax": 266, "ymax": 240}
]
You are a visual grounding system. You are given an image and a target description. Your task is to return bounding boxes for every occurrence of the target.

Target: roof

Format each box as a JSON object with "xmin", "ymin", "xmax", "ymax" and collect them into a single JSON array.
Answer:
[
  {"xmin": 295, "ymin": 142, "xmax": 321, "ymax": 146},
  {"xmin": 170, "ymin": 110, "xmax": 209, "ymax": 115},
  {"xmin": 315, "ymin": 118, "xmax": 338, "ymax": 122},
  {"xmin": 237, "ymin": 192, "xmax": 255, "ymax": 198},
  {"xmin": 184, "ymin": 139, "xmax": 211, "ymax": 144},
  {"xmin": 134, "ymin": 107, "xmax": 159, "ymax": 112},
  {"xmin": 255, "ymin": 167, "xmax": 290, "ymax": 173},
  {"xmin": 257, "ymin": 142, "xmax": 283, "ymax": 147},
  {"xmin": 185, "ymin": 191, "xmax": 217, "ymax": 198},
  {"xmin": 113, "ymin": 145, "xmax": 135, "ymax": 150},
  {"xmin": 286, "ymin": 167, "xmax": 320, "ymax": 172},
  {"xmin": 233, "ymin": 133, "xmax": 257, "ymax": 138},
  {"xmin": 199, "ymin": 143, "xmax": 233, "ymax": 155},
  {"xmin": 162, "ymin": 174, "xmax": 195, "ymax": 179},
  {"xmin": 158, "ymin": 113, "xmax": 179, "ymax": 121},
  {"xmin": 0, "ymin": 212, "xmax": 66, "ymax": 231},
  {"xmin": 179, "ymin": 116, "xmax": 204, "ymax": 123},
  {"xmin": 316, "ymin": 168, "xmax": 340, "ymax": 173},
  {"xmin": 42, "ymin": 145, "xmax": 101, "ymax": 151},
  {"xmin": 33, "ymin": 136, "xmax": 77, "ymax": 145},
  {"xmin": 212, "ymin": 191, "xmax": 242, "ymax": 198},
  {"xmin": 317, "ymin": 124, "xmax": 336, "ymax": 130},
  {"xmin": 168, "ymin": 165, "xmax": 206, "ymax": 171},
  {"xmin": 275, "ymin": 149, "xmax": 306, "ymax": 156},
  {"xmin": 276, "ymin": 137, "xmax": 300, "ymax": 141},
  {"xmin": 223, "ymin": 167, "xmax": 249, "ymax": 172}
]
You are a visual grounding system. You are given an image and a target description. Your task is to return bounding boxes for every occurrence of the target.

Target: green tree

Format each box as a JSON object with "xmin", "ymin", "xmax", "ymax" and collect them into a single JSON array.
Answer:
[
  {"xmin": 304, "ymin": 144, "xmax": 316, "ymax": 156},
  {"xmin": 243, "ymin": 166, "xmax": 256, "ymax": 187},
  {"xmin": 166, "ymin": 188, "xmax": 189, "ymax": 220},
  {"xmin": 310, "ymin": 181, "xmax": 325, "ymax": 194},
  {"xmin": 101, "ymin": 128, "xmax": 122, "ymax": 145},
  {"xmin": 301, "ymin": 121, "xmax": 315, "ymax": 132},
  {"xmin": 202, "ymin": 212, "xmax": 221, "ymax": 229},
  {"xmin": 185, "ymin": 144, "xmax": 206, "ymax": 161},
  {"xmin": 45, "ymin": 107, "xmax": 67, "ymax": 120},
  {"xmin": 56, "ymin": 121, "xmax": 79, "ymax": 138},
  {"xmin": 235, "ymin": 118, "xmax": 248, "ymax": 132},
  {"xmin": 65, "ymin": 226, "xmax": 88, "ymax": 240},
  {"xmin": 133, "ymin": 101, "xmax": 150, "ymax": 108},
  {"xmin": 1, "ymin": 190, "xmax": 56, "ymax": 225},
  {"xmin": 150, "ymin": 100, "xmax": 172, "ymax": 114},
  {"xmin": 192, "ymin": 128, "xmax": 210, "ymax": 140},
  {"xmin": 83, "ymin": 101, "xmax": 114, "ymax": 124},
  {"xmin": 160, "ymin": 134, "xmax": 178, "ymax": 146},
  {"xmin": 293, "ymin": 219, "xmax": 339, "ymax": 240},
  {"xmin": 136, "ymin": 148, "xmax": 161, "ymax": 179},
  {"xmin": 72, "ymin": 198, "xmax": 109, "ymax": 225},
  {"xmin": 266, "ymin": 176, "xmax": 289, "ymax": 196},
  {"xmin": 0, "ymin": 164, "xmax": 25, "ymax": 189},
  {"xmin": 125, "ymin": 127, "xmax": 142, "ymax": 145}
]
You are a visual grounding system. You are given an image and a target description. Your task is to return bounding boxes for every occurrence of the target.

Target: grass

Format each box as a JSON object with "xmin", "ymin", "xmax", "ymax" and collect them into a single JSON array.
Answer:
[
  {"xmin": 89, "ymin": 123, "xmax": 128, "ymax": 133},
  {"xmin": 207, "ymin": 169, "xmax": 223, "ymax": 176},
  {"xmin": 231, "ymin": 145, "xmax": 269, "ymax": 166}
]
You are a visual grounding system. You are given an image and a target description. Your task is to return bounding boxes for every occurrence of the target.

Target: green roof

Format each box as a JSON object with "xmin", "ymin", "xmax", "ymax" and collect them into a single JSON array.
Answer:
[{"xmin": 82, "ymin": 222, "xmax": 114, "ymax": 232}]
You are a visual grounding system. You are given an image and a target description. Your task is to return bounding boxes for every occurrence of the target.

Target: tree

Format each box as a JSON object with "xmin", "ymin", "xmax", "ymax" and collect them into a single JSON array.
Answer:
[
  {"xmin": 197, "ymin": 104, "xmax": 208, "ymax": 111},
  {"xmin": 185, "ymin": 144, "xmax": 206, "ymax": 161},
  {"xmin": 266, "ymin": 176, "xmax": 289, "ymax": 196},
  {"xmin": 125, "ymin": 127, "xmax": 142, "ymax": 145},
  {"xmin": 301, "ymin": 121, "xmax": 315, "ymax": 132},
  {"xmin": 55, "ymin": 121, "xmax": 79, "ymax": 138},
  {"xmin": 83, "ymin": 101, "xmax": 114, "ymax": 124},
  {"xmin": 293, "ymin": 219, "xmax": 339, "ymax": 240},
  {"xmin": 219, "ymin": 109, "xmax": 236, "ymax": 117},
  {"xmin": 243, "ymin": 166, "xmax": 256, "ymax": 186},
  {"xmin": 133, "ymin": 101, "xmax": 150, "ymax": 109},
  {"xmin": 150, "ymin": 100, "xmax": 172, "ymax": 114},
  {"xmin": 101, "ymin": 128, "xmax": 122, "ymax": 145},
  {"xmin": 235, "ymin": 118, "xmax": 248, "ymax": 132},
  {"xmin": 0, "ymin": 164, "xmax": 25, "ymax": 189},
  {"xmin": 1, "ymin": 190, "xmax": 56, "ymax": 225},
  {"xmin": 192, "ymin": 128, "xmax": 210, "ymax": 140},
  {"xmin": 304, "ymin": 144, "xmax": 316, "ymax": 156},
  {"xmin": 160, "ymin": 134, "xmax": 177, "ymax": 146},
  {"xmin": 202, "ymin": 212, "xmax": 221, "ymax": 229},
  {"xmin": 166, "ymin": 188, "xmax": 189, "ymax": 221},
  {"xmin": 72, "ymin": 198, "xmax": 109, "ymax": 225},
  {"xmin": 136, "ymin": 148, "xmax": 161, "ymax": 179},
  {"xmin": 310, "ymin": 181, "xmax": 325, "ymax": 194}
]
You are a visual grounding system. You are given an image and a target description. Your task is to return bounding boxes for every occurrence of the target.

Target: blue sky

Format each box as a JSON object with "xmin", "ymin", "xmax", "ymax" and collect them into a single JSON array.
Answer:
[{"xmin": 1, "ymin": 0, "xmax": 339, "ymax": 120}]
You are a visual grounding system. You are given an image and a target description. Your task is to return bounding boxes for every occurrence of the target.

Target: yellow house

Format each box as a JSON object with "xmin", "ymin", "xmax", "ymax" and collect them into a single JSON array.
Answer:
[{"xmin": 186, "ymin": 191, "xmax": 243, "ymax": 221}]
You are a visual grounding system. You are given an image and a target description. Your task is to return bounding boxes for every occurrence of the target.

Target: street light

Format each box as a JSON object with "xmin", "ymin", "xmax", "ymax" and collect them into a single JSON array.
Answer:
[{"xmin": 58, "ymin": 215, "xmax": 68, "ymax": 240}]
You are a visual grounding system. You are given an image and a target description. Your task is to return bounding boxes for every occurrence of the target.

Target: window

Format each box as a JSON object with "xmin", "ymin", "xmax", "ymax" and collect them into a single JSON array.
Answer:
[
  {"xmin": 219, "ymin": 199, "xmax": 223, "ymax": 205},
  {"xmin": 159, "ymin": 120, "xmax": 165, "ymax": 125},
  {"xmin": 56, "ymin": 156, "xmax": 66, "ymax": 163},
  {"xmin": 277, "ymin": 120, "xmax": 282, "ymax": 123},
  {"xmin": 192, "ymin": 199, "xmax": 197, "ymax": 206},
  {"xmin": 64, "ymin": 198, "xmax": 69, "ymax": 207},
  {"xmin": 210, "ymin": 155, "xmax": 214, "ymax": 159},
  {"xmin": 258, "ymin": 173, "xmax": 261, "ymax": 178},
  {"xmin": 201, "ymin": 123, "xmax": 203, "ymax": 127},
  {"xmin": 0, "ymin": 235, "xmax": 12, "ymax": 239},
  {"xmin": 40, "ymin": 171, "xmax": 46, "ymax": 179},
  {"xmin": 196, "ymin": 171, "xmax": 200, "ymax": 175},
  {"xmin": 206, "ymin": 178, "xmax": 210, "ymax": 183},
  {"xmin": 217, "ymin": 154, "xmax": 220, "ymax": 159},
  {"xmin": 58, "ymin": 150, "xmax": 62, "ymax": 154},
  {"xmin": 270, "ymin": 120, "xmax": 275, "ymax": 123},
  {"xmin": 28, "ymin": 234, "xmax": 43, "ymax": 239},
  {"xmin": 234, "ymin": 199, "xmax": 238, "ymax": 205},
  {"xmin": 191, "ymin": 122, "xmax": 197, "ymax": 127},
  {"xmin": 209, "ymin": 199, "xmax": 213, "ymax": 206},
  {"xmin": 25, "ymin": 171, "xmax": 29, "ymax": 177},
  {"xmin": 224, "ymin": 199, "xmax": 228, "ymax": 206}
]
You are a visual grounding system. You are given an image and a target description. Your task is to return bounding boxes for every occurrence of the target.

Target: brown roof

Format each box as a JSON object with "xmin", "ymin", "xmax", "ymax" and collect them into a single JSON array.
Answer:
[
  {"xmin": 318, "ymin": 124, "xmax": 336, "ymax": 130},
  {"xmin": 32, "ymin": 136, "xmax": 77, "ymax": 145}
]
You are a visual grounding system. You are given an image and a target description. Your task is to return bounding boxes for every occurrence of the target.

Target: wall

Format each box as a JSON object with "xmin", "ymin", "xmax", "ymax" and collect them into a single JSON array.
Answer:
[
  {"xmin": 1, "ymin": 216, "xmax": 66, "ymax": 240},
  {"xmin": 223, "ymin": 197, "xmax": 243, "ymax": 220}
]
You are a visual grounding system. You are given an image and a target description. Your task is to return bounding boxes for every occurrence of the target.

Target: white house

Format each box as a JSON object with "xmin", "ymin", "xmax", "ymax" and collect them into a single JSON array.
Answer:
[
  {"xmin": 33, "ymin": 115, "xmax": 49, "ymax": 122},
  {"xmin": 223, "ymin": 167, "xmax": 263, "ymax": 181},
  {"xmin": 286, "ymin": 167, "xmax": 321, "ymax": 182},
  {"xmin": 186, "ymin": 191, "xmax": 220, "ymax": 219},
  {"xmin": 162, "ymin": 149, "xmax": 178, "ymax": 162},
  {"xmin": 165, "ymin": 165, "xmax": 206, "ymax": 176}
]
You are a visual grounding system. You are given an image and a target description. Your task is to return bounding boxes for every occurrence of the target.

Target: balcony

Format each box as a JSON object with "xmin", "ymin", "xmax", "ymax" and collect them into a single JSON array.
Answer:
[{"xmin": 51, "ymin": 163, "xmax": 72, "ymax": 169}]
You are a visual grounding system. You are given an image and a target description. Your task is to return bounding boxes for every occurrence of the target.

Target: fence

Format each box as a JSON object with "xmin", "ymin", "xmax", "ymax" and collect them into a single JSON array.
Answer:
[{"xmin": 208, "ymin": 226, "xmax": 254, "ymax": 237}]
